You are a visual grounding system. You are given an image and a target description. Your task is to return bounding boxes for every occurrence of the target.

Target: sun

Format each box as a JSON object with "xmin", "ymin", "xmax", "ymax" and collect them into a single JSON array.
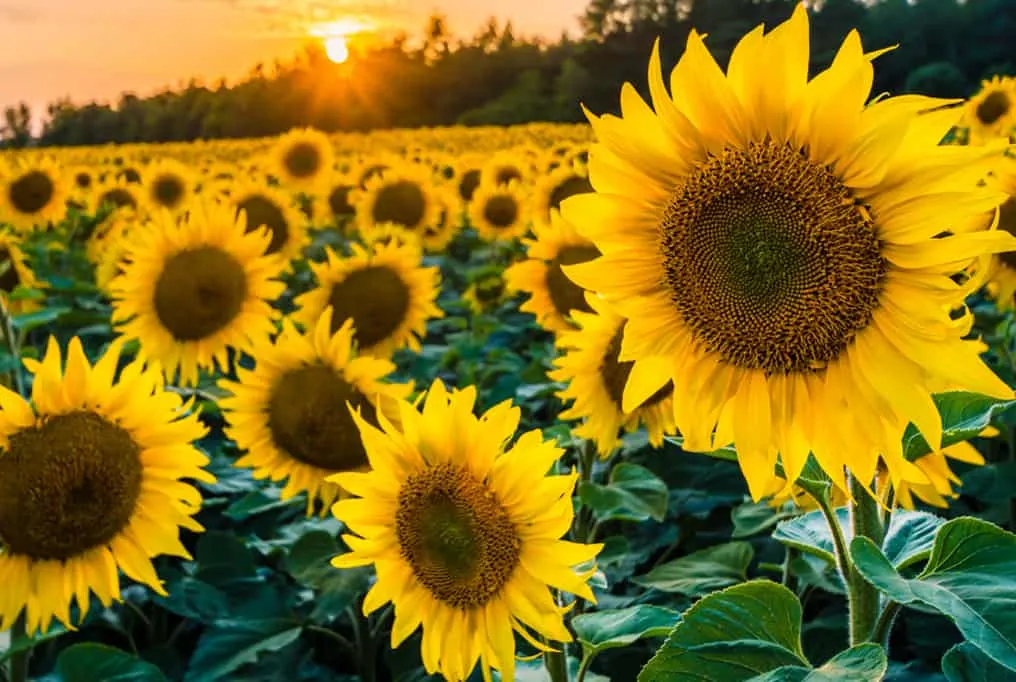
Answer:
[{"xmin": 324, "ymin": 35, "xmax": 349, "ymax": 64}]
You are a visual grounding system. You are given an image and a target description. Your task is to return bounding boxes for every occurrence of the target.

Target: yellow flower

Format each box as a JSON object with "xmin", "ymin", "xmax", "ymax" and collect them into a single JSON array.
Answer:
[
  {"xmin": 219, "ymin": 309, "xmax": 411, "ymax": 514},
  {"xmin": 468, "ymin": 180, "xmax": 530, "ymax": 242},
  {"xmin": 271, "ymin": 127, "xmax": 334, "ymax": 190},
  {"xmin": 355, "ymin": 165, "xmax": 441, "ymax": 237},
  {"xmin": 331, "ymin": 379, "xmax": 602, "ymax": 682},
  {"xmin": 964, "ymin": 76, "xmax": 1016, "ymax": 145},
  {"xmin": 0, "ymin": 231, "xmax": 44, "ymax": 314},
  {"xmin": 561, "ymin": 5, "xmax": 1016, "ymax": 499},
  {"xmin": 142, "ymin": 159, "xmax": 195, "ymax": 216},
  {"xmin": 224, "ymin": 179, "xmax": 309, "ymax": 264},
  {"xmin": 531, "ymin": 165, "xmax": 593, "ymax": 228},
  {"xmin": 0, "ymin": 337, "xmax": 212, "ymax": 634},
  {"xmin": 0, "ymin": 157, "xmax": 69, "ymax": 232}
]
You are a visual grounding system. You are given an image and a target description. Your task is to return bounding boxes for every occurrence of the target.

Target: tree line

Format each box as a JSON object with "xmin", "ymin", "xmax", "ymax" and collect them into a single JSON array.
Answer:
[{"xmin": 1, "ymin": 0, "xmax": 1014, "ymax": 148}]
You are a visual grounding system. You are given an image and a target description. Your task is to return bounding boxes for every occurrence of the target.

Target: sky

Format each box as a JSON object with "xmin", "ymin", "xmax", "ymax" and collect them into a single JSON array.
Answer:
[{"xmin": 0, "ymin": 0, "xmax": 588, "ymax": 123}]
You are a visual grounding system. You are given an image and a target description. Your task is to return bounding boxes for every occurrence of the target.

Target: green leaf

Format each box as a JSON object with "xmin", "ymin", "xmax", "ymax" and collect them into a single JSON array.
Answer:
[
  {"xmin": 773, "ymin": 508, "xmax": 849, "ymax": 566},
  {"xmin": 943, "ymin": 642, "xmax": 1016, "ymax": 682},
  {"xmin": 285, "ymin": 530, "xmax": 371, "ymax": 621},
  {"xmin": 184, "ymin": 619, "xmax": 303, "ymax": 682},
  {"xmin": 56, "ymin": 643, "xmax": 167, "ymax": 682},
  {"xmin": 11, "ymin": 305, "xmax": 71, "ymax": 332},
  {"xmin": 850, "ymin": 517, "xmax": 1016, "ymax": 673},
  {"xmin": 194, "ymin": 531, "xmax": 258, "ymax": 588},
  {"xmin": 152, "ymin": 576, "xmax": 230, "ymax": 624},
  {"xmin": 634, "ymin": 542, "xmax": 754, "ymax": 597},
  {"xmin": 0, "ymin": 623, "xmax": 67, "ymax": 664},
  {"xmin": 572, "ymin": 605, "xmax": 681, "ymax": 656},
  {"xmin": 578, "ymin": 462, "xmax": 668, "ymax": 523},
  {"xmin": 732, "ymin": 501, "xmax": 796, "ymax": 538},
  {"xmin": 902, "ymin": 392, "xmax": 1014, "ymax": 461},
  {"xmin": 748, "ymin": 644, "xmax": 887, "ymax": 681},
  {"xmin": 638, "ymin": 580, "xmax": 808, "ymax": 682}
]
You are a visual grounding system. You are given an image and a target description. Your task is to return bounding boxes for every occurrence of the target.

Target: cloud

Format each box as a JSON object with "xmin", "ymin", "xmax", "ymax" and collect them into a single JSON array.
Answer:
[{"xmin": 0, "ymin": 1, "xmax": 42, "ymax": 23}]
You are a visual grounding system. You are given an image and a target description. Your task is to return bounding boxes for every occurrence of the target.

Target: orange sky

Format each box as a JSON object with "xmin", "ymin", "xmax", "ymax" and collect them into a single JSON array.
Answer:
[{"xmin": 0, "ymin": 0, "xmax": 588, "ymax": 124}]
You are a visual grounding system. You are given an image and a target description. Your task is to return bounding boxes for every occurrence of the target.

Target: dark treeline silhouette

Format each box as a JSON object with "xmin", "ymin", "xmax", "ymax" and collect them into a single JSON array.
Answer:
[{"xmin": 2, "ymin": 0, "xmax": 1014, "ymax": 148}]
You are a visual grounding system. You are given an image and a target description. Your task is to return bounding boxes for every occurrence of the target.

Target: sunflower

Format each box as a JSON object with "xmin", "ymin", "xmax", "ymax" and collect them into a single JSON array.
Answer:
[
  {"xmin": 964, "ymin": 76, "xmax": 1016, "ymax": 145},
  {"xmin": 355, "ymin": 166, "xmax": 441, "ymax": 237},
  {"xmin": 90, "ymin": 178, "xmax": 146, "ymax": 220},
  {"xmin": 468, "ymin": 181, "xmax": 530, "ymax": 242},
  {"xmin": 219, "ymin": 309, "xmax": 411, "ymax": 514},
  {"xmin": 532, "ymin": 165, "xmax": 594, "ymax": 227},
  {"xmin": 454, "ymin": 158, "xmax": 484, "ymax": 205},
  {"xmin": 549, "ymin": 294, "xmax": 675, "ymax": 457},
  {"xmin": 463, "ymin": 269, "xmax": 508, "ymax": 315},
  {"xmin": 91, "ymin": 217, "xmax": 134, "ymax": 294},
  {"xmin": 359, "ymin": 222, "xmax": 422, "ymax": 254},
  {"xmin": 330, "ymin": 379, "xmax": 602, "ymax": 682},
  {"xmin": 0, "ymin": 231, "xmax": 44, "ymax": 314},
  {"xmin": 111, "ymin": 199, "xmax": 286, "ymax": 386},
  {"xmin": 505, "ymin": 211, "xmax": 600, "ymax": 333},
  {"xmin": 481, "ymin": 151, "xmax": 530, "ymax": 187},
  {"xmin": 313, "ymin": 174, "xmax": 359, "ymax": 231},
  {"xmin": 272, "ymin": 127, "xmax": 335, "ymax": 190},
  {"xmin": 0, "ymin": 337, "xmax": 212, "ymax": 634},
  {"xmin": 985, "ymin": 160, "xmax": 1016, "ymax": 308},
  {"xmin": 0, "ymin": 157, "xmax": 69, "ymax": 232},
  {"xmin": 67, "ymin": 165, "xmax": 96, "ymax": 199},
  {"xmin": 293, "ymin": 242, "xmax": 441, "ymax": 358},
  {"xmin": 142, "ymin": 159, "xmax": 194, "ymax": 216},
  {"xmin": 561, "ymin": 6, "xmax": 1016, "ymax": 500},
  {"xmin": 420, "ymin": 186, "xmax": 461, "ymax": 253},
  {"xmin": 225, "ymin": 180, "xmax": 308, "ymax": 263}
]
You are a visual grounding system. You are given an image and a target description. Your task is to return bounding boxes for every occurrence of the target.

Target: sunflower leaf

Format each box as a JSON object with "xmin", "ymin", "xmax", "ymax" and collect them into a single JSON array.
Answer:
[
  {"xmin": 285, "ymin": 530, "xmax": 371, "ymax": 622},
  {"xmin": 747, "ymin": 644, "xmax": 887, "ymax": 681},
  {"xmin": 633, "ymin": 542, "xmax": 754, "ymax": 597},
  {"xmin": 902, "ymin": 392, "xmax": 1015, "ymax": 461},
  {"xmin": 943, "ymin": 642, "xmax": 1016, "ymax": 682},
  {"xmin": 850, "ymin": 517, "xmax": 1016, "ymax": 673},
  {"xmin": 578, "ymin": 462, "xmax": 668, "ymax": 523},
  {"xmin": 56, "ymin": 643, "xmax": 168, "ymax": 682},
  {"xmin": 184, "ymin": 619, "xmax": 303, "ymax": 682},
  {"xmin": 573, "ymin": 605, "xmax": 681, "ymax": 656}
]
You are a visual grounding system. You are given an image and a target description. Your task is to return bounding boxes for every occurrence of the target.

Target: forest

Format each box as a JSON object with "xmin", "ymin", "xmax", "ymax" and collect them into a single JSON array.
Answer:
[{"xmin": 1, "ymin": 0, "xmax": 1015, "ymax": 147}]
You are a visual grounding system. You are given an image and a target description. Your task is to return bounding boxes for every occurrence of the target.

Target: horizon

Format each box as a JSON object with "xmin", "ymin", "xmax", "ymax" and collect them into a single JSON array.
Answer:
[{"xmin": 0, "ymin": 0, "xmax": 588, "ymax": 126}]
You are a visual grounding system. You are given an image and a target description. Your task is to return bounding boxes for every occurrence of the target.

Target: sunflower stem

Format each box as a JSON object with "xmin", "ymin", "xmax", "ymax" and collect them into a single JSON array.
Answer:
[
  {"xmin": 544, "ymin": 647, "xmax": 570, "ymax": 682},
  {"xmin": 847, "ymin": 474, "xmax": 884, "ymax": 646},
  {"xmin": 811, "ymin": 489, "xmax": 852, "ymax": 602},
  {"xmin": 871, "ymin": 601, "xmax": 902, "ymax": 648},
  {"xmin": 0, "ymin": 299, "xmax": 25, "ymax": 397},
  {"xmin": 9, "ymin": 612, "xmax": 30, "ymax": 682}
]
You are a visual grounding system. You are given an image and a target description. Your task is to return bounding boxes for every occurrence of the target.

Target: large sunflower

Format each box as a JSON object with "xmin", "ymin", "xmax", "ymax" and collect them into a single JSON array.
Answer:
[
  {"xmin": 468, "ymin": 181, "xmax": 530, "ymax": 242},
  {"xmin": 225, "ymin": 180, "xmax": 309, "ymax": 263},
  {"xmin": 355, "ymin": 165, "xmax": 441, "ymax": 237},
  {"xmin": 219, "ymin": 309, "xmax": 411, "ymax": 514},
  {"xmin": 0, "ymin": 157, "xmax": 69, "ymax": 232},
  {"xmin": 964, "ymin": 76, "xmax": 1016, "ymax": 145},
  {"xmin": 0, "ymin": 231, "xmax": 44, "ymax": 314},
  {"xmin": 0, "ymin": 337, "xmax": 212, "ymax": 634},
  {"xmin": 562, "ymin": 6, "xmax": 1016, "ymax": 499},
  {"xmin": 293, "ymin": 242, "xmax": 441, "ymax": 358},
  {"xmin": 506, "ymin": 211, "xmax": 600, "ymax": 333},
  {"xmin": 272, "ymin": 127, "xmax": 335, "ymax": 190},
  {"xmin": 330, "ymin": 379, "xmax": 602, "ymax": 682},
  {"xmin": 111, "ymin": 199, "xmax": 286, "ymax": 386},
  {"xmin": 549, "ymin": 294, "xmax": 675, "ymax": 457}
]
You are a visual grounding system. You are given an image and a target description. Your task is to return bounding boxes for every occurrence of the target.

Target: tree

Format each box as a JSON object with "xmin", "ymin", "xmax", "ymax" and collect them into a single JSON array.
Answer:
[{"xmin": 1, "ymin": 102, "xmax": 32, "ymax": 148}]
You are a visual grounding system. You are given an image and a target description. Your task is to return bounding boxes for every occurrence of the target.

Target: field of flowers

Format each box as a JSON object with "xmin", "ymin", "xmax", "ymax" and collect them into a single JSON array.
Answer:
[{"xmin": 2, "ymin": 10, "xmax": 1016, "ymax": 682}]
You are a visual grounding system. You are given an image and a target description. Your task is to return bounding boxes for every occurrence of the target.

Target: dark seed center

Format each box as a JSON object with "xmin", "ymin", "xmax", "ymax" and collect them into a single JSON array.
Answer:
[
  {"xmin": 549, "ymin": 175, "xmax": 593, "ymax": 211},
  {"xmin": 458, "ymin": 169, "xmax": 481, "ymax": 202},
  {"xmin": 328, "ymin": 185, "xmax": 355, "ymax": 219},
  {"xmin": 267, "ymin": 364, "xmax": 376, "ymax": 471},
  {"xmin": 601, "ymin": 326, "xmax": 673, "ymax": 410},
  {"xmin": 546, "ymin": 244, "xmax": 600, "ymax": 319},
  {"xmin": 75, "ymin": 172, "xmax": 92, "ymax": 190},
  {"xmin": 371, "ymin": 181, "xmax": 427, "ymax": 229},
  {"xmin": 284, "ymin": 142, "xmax": 323, "ymax": 179},
  {"xmin": 327, "ymin": 265, "xmax": 411, "ymax": 350},
  {"xmin": 998, "ymin": 197, "xmax": 1016, "ymax": 269},
  {"xmin": 153, "ymin": 246, "xmax": 248, "ymax": 341},
  {"xmin": 152, "ymin": 175, "xmax": 186, "ymax": 209},
  {"xmin": 976, "ymin": 91, "xmax": 1011, "ymax": 126},
  {"xmin": 99, "ymin": 188, "xmax": 137, "ymax": 212},
  {"xmin": 495, "ymin": 166, "xmax": 522, "ymax": 186},
  {"xmin": 396, "ymin": 462, "xmax": 520, "ymax": 610},
  {"xmin": 9, "ymin": 171, "xmax": 55, "ymax": 214},
  {"xmin": 118, "ymin": 168, "xmax": 142, "ymax": 184},
  {"xmin": 238, "ymin": 195, "xmax": 289, "ymax": 255},
  {"xmin": 0, "ymin": 411, "xmax": 143, "ymax": 561},
  {"xmin": 0, "ymin": 248, "xmax": 21, "ymax": 293},
  {"xmin": 483, "ymin": 195, "xmax": 518, "ymax": 229}
]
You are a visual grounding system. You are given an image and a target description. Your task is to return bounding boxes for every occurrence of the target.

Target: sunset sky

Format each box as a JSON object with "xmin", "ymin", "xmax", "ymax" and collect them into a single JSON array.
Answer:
[{"xmin": 0, "ymin": 0, "xmax": 588, "ymax": 123}]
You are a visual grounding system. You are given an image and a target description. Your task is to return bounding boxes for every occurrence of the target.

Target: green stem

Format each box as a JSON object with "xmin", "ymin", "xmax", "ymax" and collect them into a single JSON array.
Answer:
[
  {"xmin": 304, "ymin": 625, "xmax": 357, "ymax": 658},
  {"xmin": 871, "ymin": 601, "xmax": 901, "ymax": 647},
  {"xmin": 544, "ymin": 647, "xmax": 569, "ymax": 682},
  {"xmin": 781, "ymin": 547, "xmax": 797, "ymax": 592},
  {"xmin": 812, "ymin": 490, "xmax": 852, "ymax": 595},
  {"xmin": 1009, "ymin": 426, "xmax": 1016, "ymax": 533},
  {"xmin": 575, "ymin": 654, "xmax": 595, "ymax": 682},
  {"xmin": 9, "ymin": 612, "xmax": 30, "ymax": 682},
  {"xmin": 848, "ymin": 474, "xmax": 884, "ymax": 646}
]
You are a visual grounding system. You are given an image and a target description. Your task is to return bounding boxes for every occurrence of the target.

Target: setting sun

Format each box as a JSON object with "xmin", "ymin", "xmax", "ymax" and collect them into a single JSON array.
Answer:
[{"xmin": 324, "ymin": 35, "xmax": 349, "ymax": 64}]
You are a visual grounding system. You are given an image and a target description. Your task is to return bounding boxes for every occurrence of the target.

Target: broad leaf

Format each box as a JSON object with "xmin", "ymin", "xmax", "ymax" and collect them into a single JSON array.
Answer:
[
  {"xmin": 194, "ymin": 531, "xmax": 258, "ymax": 589},
  {"xmin": 56, "ymin": 643, "xmax": 167, "ymax": 682},
  {"xmin": 732, "ymin": 501, "xmax": 796, "ymax": 538},
  {"xmin": 573, "ymin": 605, "xmax": 681, "ymax": 656},
  {"xmin": 748, "ymin": 644, "xmax": 888, "ymax": 681},
  {"xmin": 943, "ymin": 642, "xmax": 1016, "ymax": 682},
  {"xmin": 153, "ymin": 576, "xmax": 230, "ymax": 624},
  {"xmin": 184, "ymin": 619, "xmax": 303, "ymax": 682},
  {"xmin": 773, "ymin": 508, "xmax": 848, "ymax": 566},
  {"xmin": 902, "ymin": 392, "xmax": 1014, "ymax": 461},
  {"xmin": 0, "ymin": 623, "xmax": 66, "ymax": 665},
  {"xmin": 11, "ymin": 306, "xmax": 71, "ymax": 332},
  {"xmin": 285, "ymin": 530, "xmax": 371, "ymax": 621},
  {"xmin": 634, "ymin": 542, "xmax": 753, "ymax": 597},
  {"xmin": 638, "ymin": 580, "xmax": 808, "ymax": 682},
  {"xmin": 578, "ymin": 462, "xmax": 668, "ymax": 523},
  {"xmin": 850, "ymin": 517, "xmax": 1016, "ymax": 673}
]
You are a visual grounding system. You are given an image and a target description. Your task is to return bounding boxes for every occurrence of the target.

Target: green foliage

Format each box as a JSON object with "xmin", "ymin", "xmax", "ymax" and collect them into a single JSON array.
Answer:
[
  {"xmin": 56, "ymin": 644, "xmax": 168, "ymax": 682},
  {"xmin": 634, "ymin": 542, "xmax": 754, "ymax": 597},
  {"xmin": 902, "ymin": 392, "xmax": 1015, "ymax": 462},
  {"xmin": 578, "ymin": 462, "xmax": 669, "ymax": 523},
  {"xmin": 943, "ymin": 642, "xmax": 1016, "ymax": 682},
  {"xmin": 573, "ymin": 605, "xmax": 681, "ymax": 656}
]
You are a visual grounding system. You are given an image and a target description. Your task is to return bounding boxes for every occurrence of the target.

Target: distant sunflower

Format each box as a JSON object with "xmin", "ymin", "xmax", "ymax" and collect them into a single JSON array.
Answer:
[
  {"xmin": 420, "ymin": 187, "xmax": 460, "ymax": 252},
  {"xmin": 454, "ymin": 159, "xmax": 483, "ymax": 205},
  {"xmin": 506, "ymin": 211, "xmax": 600, "ymax": 333},
  {"xmin": 0, "ymin": 158, "xmax": 69, "ymax": 232},
  {"xmin": 143, "ymin": 159, "xmax": 194, "ymax": 216},
  {"xmin": 532, "ymin": 165, "xmax": 594, "ymax": 227},
  {"xmin": 293, "ymin": 242, "xmax": 441, "ymax": 358},
  {"xmin": 91, "ymin": 218, "xmax": 134, "ymax": 294},
  {"xmin": 359, "ymin": 222, "xmax": 422, "ymax": 254},
  {"xmin": 464, "ymin": 269, "xmax": 507, "ymax": 315},
  {"xmin": 985, "ymin": 160, "xmax": 1016, "ymax": 308},
  {"xmin": 0, "ymin": 232, "xmax": 44, "ymax": 314},
  {"xmin": 219, "ymin": 309, "xmax": 412, "ymax": 514},
  {"xmin": 355, "ymin": 166, "xmax": 440, "ymax": 236},
  {"xmin": 90, "ymin": 178, "xmax": 145, "ymax": 220},
  {"xmin": 226, "ymin": 180, "xmax": 308, "ymax": 263},
  {"xmin": 964, "ymin": 76, "xmax": 1016, "ymax": 145},
  {"xmin": 562, "ymin": 6, "xmax": 1016, "ymax": 499},
  {"xmin": 67, "ymin": 166, "xmax": 96, "ymax": 198},
  {"xmin": 480, "ymin": 152, "xmax": 529, "ymax": 188},
  {"xmin": 549, "ymin": 294, "xmax": 675, "ymax": 457},
  {"xmin": 313, "ymin": 175, "xmax": 358, "ymax": 231},
  {"xmin": 331, "ymin": 379, "xmax": 602, "ymax": 682},
  {"xmin": 0, "ymin": 337, "xmax": 212, "ymax": 634},
  {"xmin": 111, "ymin": 199, "xmax": 286, "ymax": 386},
  {"xmin": 272, "ymin": 128, "xmax": 334, "ymax": 190},
  {"xmin": 469, "ymin": 181, "xmax": 530, "ymax": 241}
]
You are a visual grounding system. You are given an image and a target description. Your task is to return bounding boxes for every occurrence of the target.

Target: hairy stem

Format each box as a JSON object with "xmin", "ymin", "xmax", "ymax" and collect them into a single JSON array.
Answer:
[{"xmin": 848, "ymin": 474, "xmax": 885, "ymax": 645}]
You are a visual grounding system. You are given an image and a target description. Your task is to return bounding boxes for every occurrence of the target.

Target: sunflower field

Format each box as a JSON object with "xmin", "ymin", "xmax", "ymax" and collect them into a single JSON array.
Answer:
[{"xmin": 2, "ymin": 8, "xmax": 1016, "ymax": 682}]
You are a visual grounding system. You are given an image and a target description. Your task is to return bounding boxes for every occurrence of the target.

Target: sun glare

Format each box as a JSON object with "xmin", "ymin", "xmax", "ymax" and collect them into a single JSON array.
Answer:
[{"xmin": 325, "ymin": 36, "xmax": 349, "ymax": 64}]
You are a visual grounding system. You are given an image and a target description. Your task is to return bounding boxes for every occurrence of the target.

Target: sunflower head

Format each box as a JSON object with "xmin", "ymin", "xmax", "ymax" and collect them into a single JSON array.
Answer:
[
  {"xmin": 469, "ymin": 180, "xmax": 530, "ymax": 241},
  {"xmin": 964, "ymin": 75, "xmax": 1016, "ymax": 145},
  {"xmin": 143, "ymin": 159, "xmax": 194, "ymax": 215},
  {"xmin": 90, "ymin": 178, "xmax": 146, "ymax": 221},
  {"xmin": 272, "ymin": 127, "xmax": 335, "ymax": 189},
  {"xmin": 111, "ymin": 198, "xmax": 287, "ymax": 386},
  {"xmin": 533, "ymin": 165, "xmax": 594, "ymax": 227},
  {"xmin": 561, "ymin": 5, "xmax": 1015, "ymax": 499},
  {"xmin": 0, "ymin": 337, "xmax": 212, "ymax": 634},
  {"xmin": 227, "ymin": 180, "xmax": 309, "ymax": 263},
  {"xmin": 464, "ymin": 267, "xmax": 508, "ymax": 315},
  {"xmin": 0, "ymin": 231, "xmax": 44, "ymax": 314},
  {"xmin": 0, "ymin": 157, "xmax": 69, "ymax": 232},
  {"xmin": 330, "ymin": 379, "xmax": 602, "ymax": 682},
  {"xmin": 356, "ymin": 165, "xmax": 439, "ymax": 236}
]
